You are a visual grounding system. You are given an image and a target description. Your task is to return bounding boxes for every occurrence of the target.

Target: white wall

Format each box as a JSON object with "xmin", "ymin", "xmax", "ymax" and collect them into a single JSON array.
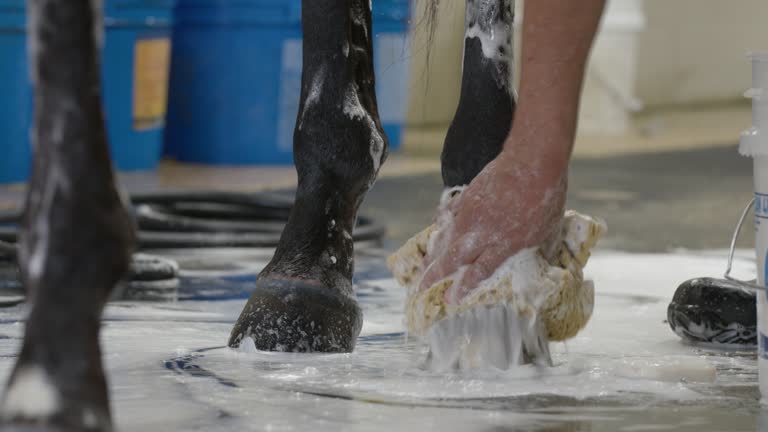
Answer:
[
  {"xmin": 579, "ymin": 0, "xmax": 645, "ymax": 133},
  {"xmin": 580, "ymin": 0, "xmax": 768, "ymax": 133},
  {"xmin": 635, "ymin": 0, "xmax": 768, "ymax": 107},
  {"xmin": 405, "ymin": 0, "xmax": 465, "ymax": 126},
  {"xmin": 405, "ymin": 0, "xmax": 768, "ymax": 135}
]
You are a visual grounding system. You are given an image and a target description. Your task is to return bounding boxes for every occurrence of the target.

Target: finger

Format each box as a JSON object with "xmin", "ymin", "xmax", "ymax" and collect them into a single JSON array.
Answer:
[
  {"xmin": 421, "ymin": 224, "xmax": 452, "ymax": 270},
  {"xmin": 419, "ymin": 250, "xmax": 460, "ymax": 292},
  {"xmin": 419, "ymin": 219, "xmax": 460, "ymax": 285},
  {"xmin": 419, "ymin": 233, "xmax": 483, "ymax": 291},
  {"xmin": 454, "ymin": 246, "xmax": 509, "ymax": 300}
]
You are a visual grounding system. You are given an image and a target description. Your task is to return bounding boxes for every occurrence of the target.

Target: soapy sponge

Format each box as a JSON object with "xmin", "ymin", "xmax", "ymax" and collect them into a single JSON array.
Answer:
[{"xmin": 388, "ymin": 205, "xmax": 606, "ymax": 343}]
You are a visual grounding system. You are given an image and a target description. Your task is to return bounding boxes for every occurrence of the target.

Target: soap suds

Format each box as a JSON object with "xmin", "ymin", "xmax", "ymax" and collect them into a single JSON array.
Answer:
[
  {"xmin": 1, "ymin": 366, "xmax": 61, "ymax": 419},
  {"xmin": 90, "ymin": 0, "xmax": 104, "ymax": 49},
  {"xmin": 463, "ymin": 0, "xmax": 515, "ymax": 90},
  {"xmin": 25, "ymin": 0, "xmax": 40, "ymax": 83},
  {"xmin": 425, "ymin": 302, "xmax": 550, "ymax": 371},
  {"xmin": 342, "ymin": 84, "xmax": 385, "ymax": 175},
  {"xmin": 83, "ymin": 408, "xmax": 99, "ymax": 429},
  {"xmin": 25, "ymin": 115, "xmax": 70, "ymax": 284},
  {"xmin": 299, "ymin": 65, "xmax": 327, "ymax": 130},
  {"xmin": 461, "ymin": 248, "xmax": 560, "ymax": 313},
  {"xmin": 389, "ymin": 188, "xmax": 606, "ymax": 370},
  {"xmin": 233, "ymin": 336, "xmax": 258, "ymax": 353}
]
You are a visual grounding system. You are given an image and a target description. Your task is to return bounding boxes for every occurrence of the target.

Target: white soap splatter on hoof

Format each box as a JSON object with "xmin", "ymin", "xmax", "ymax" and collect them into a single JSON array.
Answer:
[
  {"xmin": 234, "ymin": 336, "xmax": 258, "ymax": 354},
  {"xmin": 1, "ymin": 366, "xmax": 61, "ymax": 419}
]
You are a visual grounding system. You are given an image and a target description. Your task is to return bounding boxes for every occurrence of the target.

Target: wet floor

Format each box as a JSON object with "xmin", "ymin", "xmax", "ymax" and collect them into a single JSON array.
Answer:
[
  {"xmin": 0, "ymin": 247, "xmax": 761, "ymax": 431},
  {"xmin": 0, "ymin": 145, "xmax": 763, "ymax": 430}
]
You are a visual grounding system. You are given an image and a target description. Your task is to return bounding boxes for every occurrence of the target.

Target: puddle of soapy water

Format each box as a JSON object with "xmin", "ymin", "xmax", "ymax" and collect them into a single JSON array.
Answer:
[
  {"xmin": 0, "ymin": 248, "xmax": 760, "ymax": 432},
  {"xmin": 171, "ymin": 250, "xmax": 756, "ymax": 404}
]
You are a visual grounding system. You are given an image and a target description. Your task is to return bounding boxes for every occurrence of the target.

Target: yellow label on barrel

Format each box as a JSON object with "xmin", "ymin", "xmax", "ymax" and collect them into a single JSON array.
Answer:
[{"xmin": 133, "ymin": 38, "xmax": 171, "ymax": 131}]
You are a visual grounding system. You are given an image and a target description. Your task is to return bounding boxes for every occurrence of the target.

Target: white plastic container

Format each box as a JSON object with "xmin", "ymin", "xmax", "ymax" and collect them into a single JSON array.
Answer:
[
  {"xmin": 754, "ymin": 155, "xmax": 768, "ymax": 402},
  {"xmin": 740, "ymin": 52, "xmax": 768, "ymax": 402}
]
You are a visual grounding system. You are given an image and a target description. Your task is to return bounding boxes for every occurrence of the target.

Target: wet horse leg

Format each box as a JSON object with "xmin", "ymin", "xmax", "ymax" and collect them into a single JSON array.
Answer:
[
  {"xmin": 0, "ymin": 1, "xmax": 135, "ymax": 430},
  {"xmin": 441, "ymin": 0, "xmax": 516, "ymax": 187},
  {"xmin": 229, "ymin": 0, "xmax": 387, "ymax": 352}
]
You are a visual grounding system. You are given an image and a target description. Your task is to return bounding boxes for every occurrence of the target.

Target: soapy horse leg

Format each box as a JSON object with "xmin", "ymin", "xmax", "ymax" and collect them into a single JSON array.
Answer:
[
  {"xmin": 0, "ymin": 0, "xmax": 135, "ymax": 430},
  {"xmin": 441, "ymin": 0, "xmax": 516, "ymax": 187},
  {"xmin": 229, "ymin": 0, "xmax": 388, "ymax": 352}
]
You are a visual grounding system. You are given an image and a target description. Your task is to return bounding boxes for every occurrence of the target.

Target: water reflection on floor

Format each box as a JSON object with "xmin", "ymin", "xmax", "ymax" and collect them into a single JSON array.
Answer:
[{"xmin": 0, "ymin": 247, "xmax": 762, "ymax": 431}]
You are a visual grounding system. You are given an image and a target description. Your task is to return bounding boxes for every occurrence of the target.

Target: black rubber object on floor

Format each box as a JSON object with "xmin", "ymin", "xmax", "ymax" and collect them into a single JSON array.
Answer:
[
  {"xmin": 667, "ymin": 277, "xmax": 757, "ymax": 347},
  {"xmin": 120, "ymin": 254, "xmax": 180, "ymax": 302}
]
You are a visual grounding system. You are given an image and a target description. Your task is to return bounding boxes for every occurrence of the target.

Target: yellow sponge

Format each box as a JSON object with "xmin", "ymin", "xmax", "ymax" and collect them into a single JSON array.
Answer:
[{"xmin": 387, "ymin": 208, "xmax": 606, "ymax": 342}]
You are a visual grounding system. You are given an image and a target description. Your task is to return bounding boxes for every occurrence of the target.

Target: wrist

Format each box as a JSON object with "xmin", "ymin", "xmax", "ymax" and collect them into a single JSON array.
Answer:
[
  {"xmin": 504, "ymin": 93, "xmax": 579, "ymax": 169},
  {"xmin": 501, "ymin": 131, "xmax": 571, "ymax": 178}
]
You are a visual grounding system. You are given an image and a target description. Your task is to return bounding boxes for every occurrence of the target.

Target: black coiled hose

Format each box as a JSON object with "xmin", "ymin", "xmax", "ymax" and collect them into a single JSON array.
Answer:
[
  {"xmin": 0, "ymin": 191, "xmax": 386, "ymax": 302},
  {"xmin": 0, "ymin": 191, "xmax": 386, "ymax": 249}
]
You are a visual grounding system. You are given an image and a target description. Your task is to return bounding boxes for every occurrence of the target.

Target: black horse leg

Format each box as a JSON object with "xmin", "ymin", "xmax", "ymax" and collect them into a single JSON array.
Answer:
[
  {"xmin": 229, "ymin": 0, "xmax": 387, "ymax": 352},
  {"xmin": 0, "ymin": 1, "xmax": 135, "ymax": 430},
  {"xmin": 442, "ymin": 0, "xmax": 516, "ymax": 187}
]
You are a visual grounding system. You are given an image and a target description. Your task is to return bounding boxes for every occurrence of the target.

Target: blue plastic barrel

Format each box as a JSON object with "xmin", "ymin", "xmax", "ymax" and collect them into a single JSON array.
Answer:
[
  {"xmin": 0, "ymin": 1, "xmax": 32, "ymax": 183},
  {"xmin": 373, "ymin": 0, "xmax": 411, "ymax": 152},
  {"xmin": 165, "ymin": 0, "xmax": 411, "ymax": 165},
  {"xmin": 164, "ymin": 0, "xmax": 303, "ymax": 165},
  {"xmin": 102, "ymin": 1, "xmax": 175, "ymax": 170},
  {"xmin": 0, "ymin": 0, "xmax": 174, "ymax": 184}
]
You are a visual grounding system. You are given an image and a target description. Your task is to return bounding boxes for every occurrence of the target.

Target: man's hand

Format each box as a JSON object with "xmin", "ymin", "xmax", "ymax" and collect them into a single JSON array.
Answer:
[{"xmin": 419, "ymin": 147, "xmax": 567, "ymax": 303}]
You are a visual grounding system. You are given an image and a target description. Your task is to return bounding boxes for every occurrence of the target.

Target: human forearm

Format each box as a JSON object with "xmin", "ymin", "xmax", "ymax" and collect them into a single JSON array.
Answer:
[{"xmin": 505, "ymin": 0, "xmax": 606, "ymax": 172}]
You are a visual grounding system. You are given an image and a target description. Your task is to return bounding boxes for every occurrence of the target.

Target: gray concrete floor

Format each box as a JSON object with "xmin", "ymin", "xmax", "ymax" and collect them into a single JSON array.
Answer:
[
  {"xmin": 0, "ymin": 144, "xmax": 755, "ymax": 253},
  {"xmin": 365, "ymin": 145, "xmax": 755, "ymax": 253}
]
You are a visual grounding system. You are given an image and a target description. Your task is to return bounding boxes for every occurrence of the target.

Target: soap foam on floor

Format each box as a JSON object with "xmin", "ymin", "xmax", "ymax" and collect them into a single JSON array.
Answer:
[
  {"xmin": 425, "ymin": 303, "xmax": 551, "ymax": 371},
  {"xmin": 0, "ymin": 248, "xmax": 759, "ymax": 431}
]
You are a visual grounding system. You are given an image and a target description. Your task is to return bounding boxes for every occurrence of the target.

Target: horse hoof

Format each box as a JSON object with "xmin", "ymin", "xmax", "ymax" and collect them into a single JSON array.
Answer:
[{"xmin": 228, "ymin": 276, "xmax": 363, "ymax": 352}]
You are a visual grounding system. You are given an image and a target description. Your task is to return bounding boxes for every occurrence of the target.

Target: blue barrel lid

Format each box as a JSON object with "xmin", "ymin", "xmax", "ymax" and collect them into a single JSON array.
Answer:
[
  {"xmin": 173, "ymin": 0, "xmax": 409, "ymax": 26},
  {"xmin": 0, "ymin": 0, "xmax": 174, "ymax": 30},
  {"xmin": 173, "ymin": 0, "xmax": 301, "ymax": 26}
]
